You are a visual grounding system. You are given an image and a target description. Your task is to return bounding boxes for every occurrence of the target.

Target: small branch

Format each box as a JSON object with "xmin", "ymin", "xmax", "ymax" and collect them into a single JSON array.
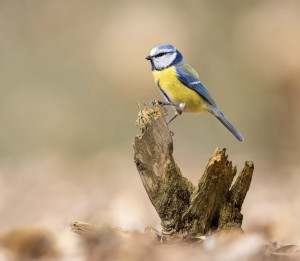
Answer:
[
  {"xmin": 70, "ymin": 221, "xmax": 133, "ymax": 241},
  {"xmin": 70, "ymin": 221, "xmax": 99, "ymax": 236}
]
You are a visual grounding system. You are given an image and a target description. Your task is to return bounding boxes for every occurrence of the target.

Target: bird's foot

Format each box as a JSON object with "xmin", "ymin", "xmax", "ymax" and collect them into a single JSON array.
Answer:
[
  {"xmin": 150, "ymin": 100, "xmax": 156, "ymax": 106},
  {"xmin": 150, "ymin": 100, "xmax": 169, "ymax": 116}
]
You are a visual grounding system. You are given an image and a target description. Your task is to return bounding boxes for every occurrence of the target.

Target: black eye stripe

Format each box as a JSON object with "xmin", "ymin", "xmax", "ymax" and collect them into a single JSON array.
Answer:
[{"xmin": 155, "ymin": 52, "xmax": 167, "ymax": 58}]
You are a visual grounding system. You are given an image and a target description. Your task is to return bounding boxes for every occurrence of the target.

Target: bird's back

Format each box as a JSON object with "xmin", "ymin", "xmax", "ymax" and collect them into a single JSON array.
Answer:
[{"xmin": 177, "ymin": 62, "xmax": 200, "ymax": 80}]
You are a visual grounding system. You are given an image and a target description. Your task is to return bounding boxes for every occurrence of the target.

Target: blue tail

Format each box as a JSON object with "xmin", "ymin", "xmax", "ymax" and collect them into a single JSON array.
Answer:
[{"xmin": 211, "ymin": 107, "xmax": 244, "ymax": 142}]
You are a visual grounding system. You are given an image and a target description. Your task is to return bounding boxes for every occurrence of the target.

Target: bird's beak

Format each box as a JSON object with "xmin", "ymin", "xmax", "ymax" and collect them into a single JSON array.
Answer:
[{"xmin": 145, "ymin": 55, "xmax": 152, "ymax": 60}]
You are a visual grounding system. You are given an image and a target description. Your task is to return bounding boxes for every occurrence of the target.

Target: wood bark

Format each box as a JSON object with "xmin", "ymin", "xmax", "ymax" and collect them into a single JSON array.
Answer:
[{"xmin": 133, "ymin": 102, "xmax": 254, "ymax": 240}]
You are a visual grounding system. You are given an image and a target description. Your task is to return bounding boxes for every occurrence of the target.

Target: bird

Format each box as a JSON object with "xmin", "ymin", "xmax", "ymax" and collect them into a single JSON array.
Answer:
[{"xmin": 145, "ymin": 44, "xmax": 244, "ymax": 142}]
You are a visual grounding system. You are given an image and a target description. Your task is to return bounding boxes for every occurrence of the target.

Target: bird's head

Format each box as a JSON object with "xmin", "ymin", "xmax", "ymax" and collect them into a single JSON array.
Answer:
[{"xmin": 146, "ymin": 44, "xmax": 184, "ymax": 71}]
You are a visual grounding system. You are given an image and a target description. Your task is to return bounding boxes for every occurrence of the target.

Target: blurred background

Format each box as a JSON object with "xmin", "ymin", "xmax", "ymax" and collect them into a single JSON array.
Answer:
[{"xmin": 1, "ymin": 0, "xmax": 300, "ymax": 256}]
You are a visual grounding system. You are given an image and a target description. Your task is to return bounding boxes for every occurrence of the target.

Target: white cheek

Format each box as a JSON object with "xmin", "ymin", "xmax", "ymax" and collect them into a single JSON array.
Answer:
[
  {"xmin": 155, "ymin": 57, "xmax": 169, "ymax": 69},
  {"xmin": 154, "ymin": 53, "xmax": 177, "ymax": 70},
  {"xmin": 168, "ymin": 53, "xmax": 177, "ymax": 63}
]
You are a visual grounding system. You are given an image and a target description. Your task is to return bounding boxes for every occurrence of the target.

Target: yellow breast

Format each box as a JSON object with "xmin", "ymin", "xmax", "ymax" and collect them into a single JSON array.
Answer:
[{"xmin": 152, "ymin": 66, "xmax": 210, "ymax": 113}]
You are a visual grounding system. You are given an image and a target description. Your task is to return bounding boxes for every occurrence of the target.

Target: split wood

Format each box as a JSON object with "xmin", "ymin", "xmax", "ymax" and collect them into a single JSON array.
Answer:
[{"xmin": 133, "ymin": 102, "xmax": 254, "ymax": 240}]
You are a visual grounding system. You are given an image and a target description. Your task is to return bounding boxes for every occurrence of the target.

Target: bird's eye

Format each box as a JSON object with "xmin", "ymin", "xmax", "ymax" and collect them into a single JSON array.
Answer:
[{"xmin": 155, "ymin": 52, "xmax": 166, "ymax": 58}]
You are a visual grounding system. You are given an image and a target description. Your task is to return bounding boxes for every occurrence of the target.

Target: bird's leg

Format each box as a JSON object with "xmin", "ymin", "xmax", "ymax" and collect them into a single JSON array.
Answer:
[
  {"xmin": 160, "ymin": 103, "xmax": 169, "ymax": 116},
  {"xmin": 166, "ymin": 113, "xmax": 178, "ymax": 124},
  {"xmin": 150, "ymin": 100, "xmax": 181, "ymax": 116},
  {"xmin": 150, "ymin": 100, "xmax": 184, "ymax": 135},
  {"xmin": 156, "ymin": 100, "xmax": 181, "ymax": 109},
  {"xmin": 167, "ymin": 110, "xmax": 183, "ymax": 136},
  {"xmin": 150, "ymin": 100, "xmax": 168, "ymax": 115},
  {"xmin": 167, "ymin": 109, "xmax": 183, "ymax": 125}
]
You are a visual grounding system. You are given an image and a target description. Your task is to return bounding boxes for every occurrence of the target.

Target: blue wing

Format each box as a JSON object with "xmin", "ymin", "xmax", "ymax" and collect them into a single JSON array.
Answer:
[{"xmin": 175, "ymin": 66, "xmax": 216, "ymax": 107}]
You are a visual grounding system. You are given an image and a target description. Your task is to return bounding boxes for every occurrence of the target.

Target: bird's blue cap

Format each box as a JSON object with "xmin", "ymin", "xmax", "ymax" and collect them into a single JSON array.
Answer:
[{"xmin": 156, "ymin": 44, "xmax": 176, "ymax": 50}]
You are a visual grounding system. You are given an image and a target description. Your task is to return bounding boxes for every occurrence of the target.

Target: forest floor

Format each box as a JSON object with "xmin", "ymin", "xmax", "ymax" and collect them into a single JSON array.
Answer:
[{"xmin": 0, "ymin": 152, "xmax": 300, "ymax": 260}]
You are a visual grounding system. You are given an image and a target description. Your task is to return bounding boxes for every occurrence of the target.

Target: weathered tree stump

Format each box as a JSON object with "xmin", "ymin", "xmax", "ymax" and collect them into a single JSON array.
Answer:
[{"xmin": 133, "ymin": 102, "xmax": 254, "ymax": 240}]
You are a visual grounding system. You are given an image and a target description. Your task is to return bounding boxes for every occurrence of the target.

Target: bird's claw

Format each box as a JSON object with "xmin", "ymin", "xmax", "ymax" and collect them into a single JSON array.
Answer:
[
  {"xmin": 150, "ymin": 100, "xmax": 156, "ymax": 106},
  {"xmin": 150, "ymin": 100, "xmax": 169, "ymax": 116},
  {"xmin": 170, "ymin": 130, "xmax": 174, "ymax": 136},
  {"xmin": 161, "ymin": 105, "xmax": 169, "ymax": 116}
]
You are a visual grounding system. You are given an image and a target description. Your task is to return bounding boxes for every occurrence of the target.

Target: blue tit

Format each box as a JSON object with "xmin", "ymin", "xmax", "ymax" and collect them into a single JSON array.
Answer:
[{"xmin": 146, "ymin": 44, "xmax": 244, "ymax": 142}]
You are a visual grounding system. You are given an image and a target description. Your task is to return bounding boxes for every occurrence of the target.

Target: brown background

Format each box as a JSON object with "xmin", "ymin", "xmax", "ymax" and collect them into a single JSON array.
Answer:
[{"xmin": 1, "ymin": 0, "xmax": 300, "ymax": 250}]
